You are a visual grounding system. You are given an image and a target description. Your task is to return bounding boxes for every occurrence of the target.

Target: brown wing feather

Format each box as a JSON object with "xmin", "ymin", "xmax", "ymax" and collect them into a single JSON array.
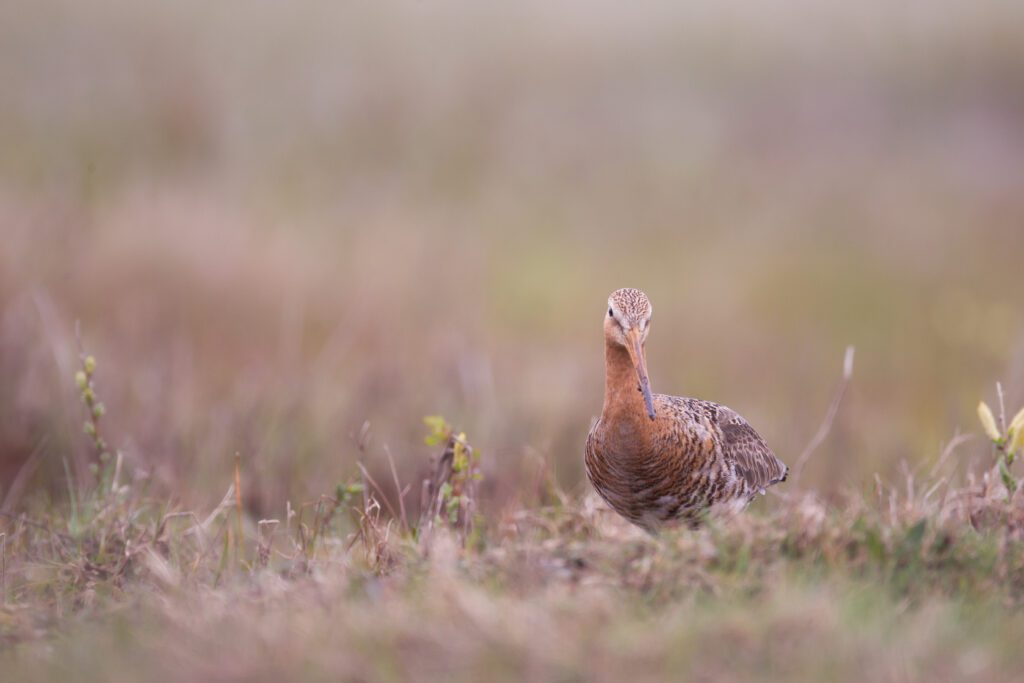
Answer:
[{"xmin": 715, "ymin": 408, "xmax": 788, "ymax": 492}]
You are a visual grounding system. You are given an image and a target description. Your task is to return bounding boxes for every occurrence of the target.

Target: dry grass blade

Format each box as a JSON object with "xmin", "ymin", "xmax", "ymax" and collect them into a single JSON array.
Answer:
[
  {"xmin": 256, "ymin": 519, "xmax": 279, "ymax": 569},
  {"xmin": 202, "ymin": 485, "xmax": 237, "ymax": 530},
  {"xmin": 928, "ymin": 432, "xmax": 974, "ymax": 480},
  {"xmin": 0, "ymin": 438, "xmax": 47, "ymax": 515},
  {"xmin": 385, "ymin": 446, "xmax": 410, "ymax": 533},
  {"xmin": 791, "ymin": 346, "xmax": 855, "ymax": 487},
  {"xmin": 357, "ymin": 462, "xmax": 401, "ymax": 527},
  {"xmin": 1, "ymin": 532, "xmax": 6, "ymax": 606}
]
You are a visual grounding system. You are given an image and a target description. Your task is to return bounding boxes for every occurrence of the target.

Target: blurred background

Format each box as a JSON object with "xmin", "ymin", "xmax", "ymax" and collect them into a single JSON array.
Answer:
[{"xmin": 1, "ymin": 0, "xmax": 1022, "ymax": 516}]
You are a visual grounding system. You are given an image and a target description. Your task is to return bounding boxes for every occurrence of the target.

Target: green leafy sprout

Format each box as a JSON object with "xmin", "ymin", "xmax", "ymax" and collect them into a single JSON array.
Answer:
[{"xmin": 977, "ymin": 399, "xmax": 1024, "ymax": 495}]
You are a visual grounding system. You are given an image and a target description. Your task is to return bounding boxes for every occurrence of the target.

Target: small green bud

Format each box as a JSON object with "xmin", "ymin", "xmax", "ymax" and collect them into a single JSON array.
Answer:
[
  {"xmin": 99, "ymin": 451, "xmax": 110, "ymax": 462},
  {"xmin": 84, "ymin": 422, "xmax": 96, "ymax": 436},
  {"xmin": 84, "ymin": 356, "xmax": 96, "ymax": 375},
  {"xmin": 83, "ymin": 388, "xmax": 95, "ymax": 403},
  {"xmin": 92, "ymin": 403, "xmax": 106, "ymax": 418},
  {"xmin": 75, "ymin": 371, "xmax": 88, "ymax": 389}
]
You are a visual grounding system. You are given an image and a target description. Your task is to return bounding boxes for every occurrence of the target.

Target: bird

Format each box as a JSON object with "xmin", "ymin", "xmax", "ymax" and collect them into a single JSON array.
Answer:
[{"xmin": 584, "ymin": 287, "xmax": 787, "ymax": 531}]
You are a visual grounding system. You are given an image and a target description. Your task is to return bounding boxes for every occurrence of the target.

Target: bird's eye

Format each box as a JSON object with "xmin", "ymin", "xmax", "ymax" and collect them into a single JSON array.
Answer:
[{"xmin": 608, "ymin": 308, "xmax": 614, "ymax": 317}]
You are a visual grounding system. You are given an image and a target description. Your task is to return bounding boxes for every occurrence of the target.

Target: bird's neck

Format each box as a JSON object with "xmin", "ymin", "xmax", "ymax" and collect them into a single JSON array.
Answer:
[{"xmin": 601, "ymin": 342, "xmax": 650, "ymax": 424}]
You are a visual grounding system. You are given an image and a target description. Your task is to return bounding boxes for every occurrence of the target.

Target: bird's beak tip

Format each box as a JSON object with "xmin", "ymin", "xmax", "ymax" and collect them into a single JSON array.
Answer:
[{"xmin": 625, "ymin": 327, "xmax": 656, "ymax": 421}]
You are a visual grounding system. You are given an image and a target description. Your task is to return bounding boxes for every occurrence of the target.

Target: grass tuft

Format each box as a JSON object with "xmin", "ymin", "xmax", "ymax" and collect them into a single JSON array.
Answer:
[{"xmin": 3, "ymin": 349, "xmax": 1024, "ymax": 680}]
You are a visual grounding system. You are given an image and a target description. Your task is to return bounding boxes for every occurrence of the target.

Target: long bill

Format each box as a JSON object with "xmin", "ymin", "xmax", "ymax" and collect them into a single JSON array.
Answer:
[{"xmin": 625, "ymin": 328, "xmax": 656, "ymax": 420}]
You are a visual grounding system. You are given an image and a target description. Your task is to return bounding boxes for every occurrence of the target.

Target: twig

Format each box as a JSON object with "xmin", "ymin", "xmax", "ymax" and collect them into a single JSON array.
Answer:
[{"xmin": 791, "ymin": 346, "xmax": 855, "ymax": 487}]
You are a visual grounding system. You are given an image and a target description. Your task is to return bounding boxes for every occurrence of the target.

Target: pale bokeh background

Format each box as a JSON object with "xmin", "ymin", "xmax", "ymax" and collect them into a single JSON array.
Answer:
[{"xmin": 2, "ymin": 0, "xmax": 1023, "ymax": 514}]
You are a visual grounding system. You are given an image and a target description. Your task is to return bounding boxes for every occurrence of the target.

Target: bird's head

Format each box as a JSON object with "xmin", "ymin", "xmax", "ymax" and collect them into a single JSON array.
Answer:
[{"xmin": 604, "ymin": 288, "xmax": 655, "ymax": 419}]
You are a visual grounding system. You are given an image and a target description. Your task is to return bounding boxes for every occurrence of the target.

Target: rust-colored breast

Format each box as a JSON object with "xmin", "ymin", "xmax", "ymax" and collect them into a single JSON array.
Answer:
[{"xmin": 585, "ymin": 395, "xmax": 787, "ymax": 531}]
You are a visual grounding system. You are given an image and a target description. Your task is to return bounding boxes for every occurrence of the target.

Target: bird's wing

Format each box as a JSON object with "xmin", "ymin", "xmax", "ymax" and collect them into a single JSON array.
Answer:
[{"xmin": 714, "ymin": 407, "xmax": 788, "ymax": 492}]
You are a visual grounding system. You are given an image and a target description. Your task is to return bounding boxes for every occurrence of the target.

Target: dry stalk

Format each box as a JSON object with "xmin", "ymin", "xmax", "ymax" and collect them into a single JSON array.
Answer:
[
  {"xmin": 791, "ymin": 345, "xmax": 855, "ymax": 487},
  {"xmin": 1, "ymin": 532, "xmax": 6, "ymax": 606},
  {"xmin": 234, "ymin": 453, "xmax": 244, "ymax": 568},
  {"xmin": 257, "ymin": 520, "xmax": 279, "ymax": 569},
  {"xmin": 419, "ymin": 435, "xmax": 456, "ymax": 545}
]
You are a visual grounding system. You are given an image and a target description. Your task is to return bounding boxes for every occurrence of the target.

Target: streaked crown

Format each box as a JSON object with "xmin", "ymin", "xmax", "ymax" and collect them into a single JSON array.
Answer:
[{"xmin": 608, "ymin": 288, "xmax": 652, "ymax": 325}]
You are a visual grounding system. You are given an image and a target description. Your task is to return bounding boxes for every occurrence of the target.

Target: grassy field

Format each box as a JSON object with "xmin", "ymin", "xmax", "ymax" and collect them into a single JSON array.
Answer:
[
  {"xmin": 2, "ymin": 0, "xmax": 1024, "ymax": 680},
  {"xmin": 4, "ymin": 415, "xmax": 1024, "ymax": 681}
]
